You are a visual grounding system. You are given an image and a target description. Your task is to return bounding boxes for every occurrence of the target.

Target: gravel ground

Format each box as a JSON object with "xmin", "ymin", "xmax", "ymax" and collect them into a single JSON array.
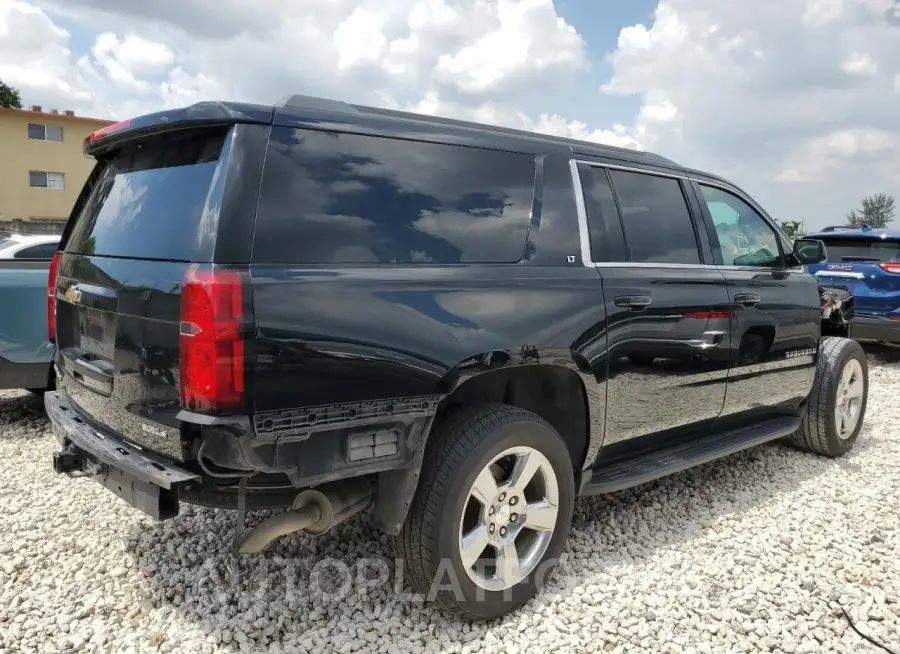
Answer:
[{"xmin": 2, "ymin": 350, "xmax": 899, "ymax": 654}]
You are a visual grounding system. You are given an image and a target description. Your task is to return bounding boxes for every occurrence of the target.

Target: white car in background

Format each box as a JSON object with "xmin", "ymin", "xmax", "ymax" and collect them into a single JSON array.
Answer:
[{"xmin": 0, "ymin": 234, "xmax": 61, "ymax": 260}]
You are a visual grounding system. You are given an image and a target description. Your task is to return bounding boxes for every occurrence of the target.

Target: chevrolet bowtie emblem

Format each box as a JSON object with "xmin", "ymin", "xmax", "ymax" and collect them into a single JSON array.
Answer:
[{"xmin": 65, "ymin": 286, "xmax": 82, "ymax": 304}]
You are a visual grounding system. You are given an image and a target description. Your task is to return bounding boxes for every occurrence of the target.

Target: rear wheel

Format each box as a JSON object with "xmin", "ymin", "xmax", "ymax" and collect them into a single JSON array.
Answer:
[
  {"xmin": 395, "ymin": 404, "xmax": 575, "ymax": 620},
  {"xmin": 791, "ymin": 337, "xmax": 868, "ymax": 457}
]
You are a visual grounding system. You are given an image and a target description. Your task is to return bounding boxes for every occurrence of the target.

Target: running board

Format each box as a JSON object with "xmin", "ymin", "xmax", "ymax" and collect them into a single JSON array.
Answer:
[{"xmin": 582, "ymin": 416, "xmax": 801, "ymax": 495}]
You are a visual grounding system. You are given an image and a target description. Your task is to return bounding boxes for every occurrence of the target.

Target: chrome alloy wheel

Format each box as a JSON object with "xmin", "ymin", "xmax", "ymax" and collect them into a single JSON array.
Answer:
[
  {"xmin": 835, "ymin": 358, "xmax": 864, "ymax": 439},
  {"xmin": 457, "ymin": 446, "xmax": 559, "ymax": 592}
]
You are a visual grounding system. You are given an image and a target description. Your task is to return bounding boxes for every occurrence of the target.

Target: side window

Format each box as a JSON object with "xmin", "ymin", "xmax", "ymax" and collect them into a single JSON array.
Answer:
[
  {"xmin": 579, "ymin": 165, "xmax": 627, "ymax": 262},
  {"xmin": 14, "ymin": 243, "xmax": 58, "ymax": 260},
  {"xmin": 608, "ymin": 169, "xmax": 701, "ymax": 265},
  {"xmin": 699, "ymin": 185, "xmax": 782, "ymax": 267},
  {"xmin": 254, "ymin": 128, "xmax": 536, "ymax": 264}
]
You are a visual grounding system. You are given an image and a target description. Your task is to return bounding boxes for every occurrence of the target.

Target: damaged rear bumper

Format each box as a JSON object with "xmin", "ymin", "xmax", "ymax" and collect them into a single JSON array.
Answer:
[{"xmin": 46, "ymin": 390, "xmax": 198, "ymax": 520}]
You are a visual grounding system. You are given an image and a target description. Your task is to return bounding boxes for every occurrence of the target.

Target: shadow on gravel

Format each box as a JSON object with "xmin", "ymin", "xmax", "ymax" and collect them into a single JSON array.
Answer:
[
  {"xmin": 863, "ymin": 343, "xmax": 900, "ymax": 366},
  {"xmin": 125, "ymin": 426, "xmax": 863, "ymax": 647},
  {"xmin": 0, "ymin": 391, "xmax": 48, "ymax": 440}
]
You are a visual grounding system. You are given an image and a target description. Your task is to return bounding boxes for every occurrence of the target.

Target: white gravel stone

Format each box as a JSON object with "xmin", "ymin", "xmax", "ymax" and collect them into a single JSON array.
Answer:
[{"xmin": 1, "ymin": 349, "xmax": 900, "ymax": 653}]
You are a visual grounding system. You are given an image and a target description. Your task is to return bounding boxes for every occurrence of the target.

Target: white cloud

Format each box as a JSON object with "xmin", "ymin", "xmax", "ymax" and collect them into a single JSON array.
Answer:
[
  {"xmin": 5, "ymin": 0, "xmax": 899, "ymax": 230},
  {"xmin": 94, "ymin": 33, "xmax": 174, "ymax": 76},
  {"xmin": 0, "ymin": 0, "xmax": 92, "ymax": 109},
  {"xmin": 775, "ymin": 127, "xmax": 897, "ymax": 183},
  {"xmin": 407, "ymin": 91, "xmax": 640, "ymax": 149},
  {"xmin": 32, "ymin": 0, "xmax": 586, "ymax": 109},
  {"xmin": 332, "ymin": 8, "xmax": 388, "ymax": 73},
  {"xmin": 432, "ymin": 0, "xmax": 585, "ymax": 97},
  {"xmin": 841, "ymin": 52, "xmax": 878, "ymax": 76},
  {"xmin": 6, "ymin": 0, "xmax": 598, "ymax": 140},
  {"xmin": 605, "ymin": 0, "xmax": 900, "ymax": 225}
]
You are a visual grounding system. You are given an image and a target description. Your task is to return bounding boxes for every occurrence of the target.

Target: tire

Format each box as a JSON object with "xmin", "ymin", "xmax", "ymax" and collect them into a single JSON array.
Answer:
[
  {"xmin": 394, "ymin": 403, "xmax": 576, "ymax": 620},
  {"xmin": 791, "ymin": 336, "xmax": 868, "ymax": 457}
]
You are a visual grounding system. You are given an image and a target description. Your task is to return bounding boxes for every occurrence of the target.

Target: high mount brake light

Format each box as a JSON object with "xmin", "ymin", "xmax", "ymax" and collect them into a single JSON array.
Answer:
[{"xmin": 88, "ymin": 119, "xmax": 132, "ymax": 143}]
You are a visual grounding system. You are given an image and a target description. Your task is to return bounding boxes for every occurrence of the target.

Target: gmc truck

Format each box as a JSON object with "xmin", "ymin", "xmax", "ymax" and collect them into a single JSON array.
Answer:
[{"xmin": 47, "ymin": 96, "xmax": 868, "ymax": 620}]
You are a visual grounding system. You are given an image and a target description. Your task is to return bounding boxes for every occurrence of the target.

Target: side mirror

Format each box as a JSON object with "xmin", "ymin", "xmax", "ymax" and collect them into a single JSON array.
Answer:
[{"xmin": 792, "ymin": 238, "xmax": 828, "ymax": 265}]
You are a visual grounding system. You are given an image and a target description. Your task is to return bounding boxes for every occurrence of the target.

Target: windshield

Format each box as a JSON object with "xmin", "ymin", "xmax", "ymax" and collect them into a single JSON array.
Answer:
[{"xmin": 819, "ymin": 237, "xmax": 900, "ymax": 263}]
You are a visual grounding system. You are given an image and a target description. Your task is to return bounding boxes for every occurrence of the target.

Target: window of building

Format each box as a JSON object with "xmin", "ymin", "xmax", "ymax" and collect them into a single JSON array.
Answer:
[
  {"xmin": 699, "ymin": 184, "xmax": 782, "ymax": 267},
  {"xmin": 254, "ymin": 128, "xmax": 536, "ymax": 264},
  {"xmin": 29, "ymin": 171, "xmax": 65, "ymax": 189},
  {"xmin": 27, "ymin": 123, "xmax": 63, "ymax": 142},
  {"xmin": 607, "ymin": 169, "xmax": 701, "ymax": 265}
]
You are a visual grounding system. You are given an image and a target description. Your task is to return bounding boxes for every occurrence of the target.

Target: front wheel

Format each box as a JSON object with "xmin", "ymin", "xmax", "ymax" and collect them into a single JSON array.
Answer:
[
  {"xmin": 791, "ymin": 336, "xmax": 868, "ymax": 457},
  {"xmin": 394, "ymin": 404, "xmax": 575, "ymax": 620}
]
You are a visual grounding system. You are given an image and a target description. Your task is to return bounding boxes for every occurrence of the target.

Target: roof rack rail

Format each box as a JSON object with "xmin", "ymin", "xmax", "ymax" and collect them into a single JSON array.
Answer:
[
  {"xmin": 278, "ymin": 94, "xmax": 359, "ymax": 113},
  {"xmin": 819, "ymin": 225, "xmax": 855, "ymax": 232}
]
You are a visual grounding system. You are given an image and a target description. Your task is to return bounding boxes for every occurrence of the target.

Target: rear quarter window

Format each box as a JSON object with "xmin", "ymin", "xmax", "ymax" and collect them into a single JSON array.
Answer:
[
  {"xmin": 64, "ymin": 128, "xmax": 229, "ymax": 262},
  {"xmin": 253, "ymin": 128, "xmax": 536, "ymax": 264}
]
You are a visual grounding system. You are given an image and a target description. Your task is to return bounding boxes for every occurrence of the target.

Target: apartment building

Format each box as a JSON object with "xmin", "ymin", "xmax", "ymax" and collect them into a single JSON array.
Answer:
[{"xmin": 0, "ymin": 105, "xmax": 114, "ymax": 228}]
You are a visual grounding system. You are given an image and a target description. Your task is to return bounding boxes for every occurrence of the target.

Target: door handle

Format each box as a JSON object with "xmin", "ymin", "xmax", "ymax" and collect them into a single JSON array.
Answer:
[
  {"xmin": 615, "ymin": 295, "xmax": 652, "ymax": 311},
  {"xmin": 734, "ymin": 292, "xmax": 761, "ymax": 307}
]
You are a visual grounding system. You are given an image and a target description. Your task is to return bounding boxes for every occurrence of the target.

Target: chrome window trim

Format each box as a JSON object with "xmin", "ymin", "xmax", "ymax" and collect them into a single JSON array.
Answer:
[
  {"xmin": 571, "ymin": 158, "xmax": 805, "ymax": 272},
  {"xmin": 591, "ymin": 261, "xmax": 720, "ymax": 271},
  {"xmin": 574, "ymin": 159, "xmax": 688, "ymax": 181},
  {"xmin": 568, "ymin": 158, "xmax": 593, "ymax": 266},
  {"xmin": 590, "ymin": 261, "xmax": 807, "ymax": 274}
]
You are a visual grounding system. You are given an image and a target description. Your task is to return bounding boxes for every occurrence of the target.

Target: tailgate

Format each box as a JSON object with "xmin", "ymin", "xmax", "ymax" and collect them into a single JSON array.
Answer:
[
  {"xmin": 810, "ymin": 237, "xmax": 900, "ymax": 314},
  {"xmin": 54, "ymin": 126, "xmax": 238, "ymax": 460}
]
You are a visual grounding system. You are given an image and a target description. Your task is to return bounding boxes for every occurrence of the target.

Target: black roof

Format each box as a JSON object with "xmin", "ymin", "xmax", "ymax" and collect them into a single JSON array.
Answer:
[{"xmin": 276, "ymin": 94, "xmax": 680, "ymax": 169}]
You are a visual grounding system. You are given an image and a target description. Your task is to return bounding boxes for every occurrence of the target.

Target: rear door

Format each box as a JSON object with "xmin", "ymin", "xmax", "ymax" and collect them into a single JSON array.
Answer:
[
  {"xmin": 807, "ymin": 236, "xmax": 900, "ymax": 317},
  {"xmin": 54, "ymin": 124, "xmax": 265, "ymax": 460},
  {"xmin": 578, "ymin": 163, "xmax": 731, "ymax": 453},
  {"xmin": 691, "ymin": 181, "xmax": 820, "ymax": 422}
]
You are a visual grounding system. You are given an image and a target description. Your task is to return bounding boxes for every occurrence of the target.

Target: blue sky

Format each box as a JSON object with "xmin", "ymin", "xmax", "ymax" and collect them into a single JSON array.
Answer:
[{"xmin": 552, "ymin": 0, "xmax": 658, "ymax": 127}]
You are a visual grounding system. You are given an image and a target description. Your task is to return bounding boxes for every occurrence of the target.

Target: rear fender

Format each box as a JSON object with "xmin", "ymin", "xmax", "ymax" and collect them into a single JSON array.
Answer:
[{"xmin": 373, "ymin": 349, "xmax": 598, "ymax": 535}]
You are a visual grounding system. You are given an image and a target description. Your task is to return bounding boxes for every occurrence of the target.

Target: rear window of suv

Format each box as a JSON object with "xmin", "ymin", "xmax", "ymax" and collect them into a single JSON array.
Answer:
[
  {"xmin": 64, "ymin": 128, "xmax": 229, "ymax": 262},
  {"xmin": 818, "ymin": 237, "xmax": 900, "ymax": 263},
  {"xmin": 253, "ymin": 128, "xmax": 536, "ymax": 264}
]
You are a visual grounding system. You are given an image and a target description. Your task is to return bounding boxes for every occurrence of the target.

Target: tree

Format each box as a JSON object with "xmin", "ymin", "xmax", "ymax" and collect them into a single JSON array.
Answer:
[
  {"xmin": 847, "ymin": 193, "xmax": 895, "ymax": 229},
  {"xmin": 779, "ymin": 220, "xmax": 805, "ymax": 240},
  {"xmin": 0, "ymin": 80, "xmax": 22, "ymax": 109}
]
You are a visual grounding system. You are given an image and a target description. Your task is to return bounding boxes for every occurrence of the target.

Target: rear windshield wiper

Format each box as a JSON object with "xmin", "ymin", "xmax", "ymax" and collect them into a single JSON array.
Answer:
[{"xmin": 839, "ymin": 256, "xmax": 883, "ymax": 262}]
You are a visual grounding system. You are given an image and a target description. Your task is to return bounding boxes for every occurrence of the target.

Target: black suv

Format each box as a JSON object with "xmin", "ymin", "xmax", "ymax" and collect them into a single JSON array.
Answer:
[{"xmin": 47, "ymin": 95, "xmax": 868, "ymax": 620}]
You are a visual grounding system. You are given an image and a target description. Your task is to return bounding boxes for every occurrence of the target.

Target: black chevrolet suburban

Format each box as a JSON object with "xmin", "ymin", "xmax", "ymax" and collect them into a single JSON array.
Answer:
[{"xmin": 46, "ymin": 95, "xmax": 868, "ymax": 620}]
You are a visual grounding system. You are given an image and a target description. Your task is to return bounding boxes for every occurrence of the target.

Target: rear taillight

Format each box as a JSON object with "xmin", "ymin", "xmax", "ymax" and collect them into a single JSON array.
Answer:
[
  {"xmin": 47, "ymin": 252, "xmax": 62, "ymax": 342},
  {"xmin": 879, "ymin": 262, "xmax": 900, "ymax": 273},
  {"xmin": 179, "ymin": 267, "xmax": 245, "ymax": 413}
]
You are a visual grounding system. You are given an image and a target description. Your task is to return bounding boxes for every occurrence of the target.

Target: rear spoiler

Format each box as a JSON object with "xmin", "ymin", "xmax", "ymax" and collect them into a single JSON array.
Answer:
[{"xmin": 84, "ymin": 101, "xmax": 275, "ymax": 157}]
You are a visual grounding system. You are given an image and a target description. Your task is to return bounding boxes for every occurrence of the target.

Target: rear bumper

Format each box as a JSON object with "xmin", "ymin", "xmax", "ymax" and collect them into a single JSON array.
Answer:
[
  {"xmin": 850, "ymin": 315, "xmax": 900, "ymax": 344},
  {"xmin": 45, "ymin": 390, "xmax": 198, "ymax": 520}
]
